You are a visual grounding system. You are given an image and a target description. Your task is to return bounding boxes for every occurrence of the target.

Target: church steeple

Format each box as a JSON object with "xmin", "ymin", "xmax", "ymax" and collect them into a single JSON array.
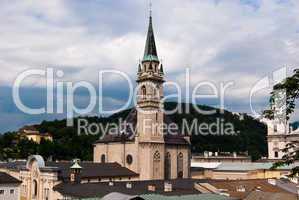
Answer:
[{"xmin": 143, "ymin": 14, "xmax": 159, "ymax": 62}]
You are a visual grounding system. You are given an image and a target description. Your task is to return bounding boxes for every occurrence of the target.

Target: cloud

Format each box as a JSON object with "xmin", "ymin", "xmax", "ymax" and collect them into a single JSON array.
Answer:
[{"xmin": 0, "ymin": 0, "xmax": 299, "ymax": 132}]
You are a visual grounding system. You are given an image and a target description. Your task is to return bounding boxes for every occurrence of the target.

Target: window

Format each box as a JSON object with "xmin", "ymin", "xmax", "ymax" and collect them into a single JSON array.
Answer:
[
  {"xmin": 10, "ymin": 189, "xmax": 14, "ymax": 194},
  {"xmin": 177, "ymin": 153, "xmax": 184, "ymax": 178},
  {"xmin": 101, "ymin": 154, "xmax": 106, "ymax": 163},
  {"xmin": 33, "ymin": 180, "xmax": 38, "ymax": 197},
  {"xmin": 275, "ymin": 151, "xmax": 279, "ymax": 158},
  {"xmin": 153, "ymin": 151, "xmax": 161, "ymax": 179},
  {"xmin": 126, "ymin": 155, "xmax": 133, "ymax": 165},
  {"xmin": 274, "ymin": 125, "xmax": 278, "ymax": 132},
  {"xmin": 141, "ymin": 86, "xmax": 146, "ymax": 96},
  {"xmin": 165, "ymin": 152, "xmax": 171, "ymax": 180},
  {"xmin": 44, "ymin": 188, "xmax": 49, "ymax": 200},
  {"xmin": 0, "ymin": 190, "xmax": 4, "ymax": 195}
]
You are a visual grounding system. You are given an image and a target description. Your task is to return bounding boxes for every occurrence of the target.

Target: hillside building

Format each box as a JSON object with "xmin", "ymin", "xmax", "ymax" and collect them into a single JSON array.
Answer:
[{"xmin": 19, "ymin": 126, "xmax": 52, "ymax": 144}]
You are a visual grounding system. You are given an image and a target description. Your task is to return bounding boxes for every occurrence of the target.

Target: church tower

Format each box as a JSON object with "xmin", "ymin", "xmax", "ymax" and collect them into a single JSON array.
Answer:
[
  {"xmin": 136, "ymin": 14, "xmax": 166, "ymax": 180},
  {"xmin": 94, "ymin": 10, "xmax": 191, "ymax": 181}
]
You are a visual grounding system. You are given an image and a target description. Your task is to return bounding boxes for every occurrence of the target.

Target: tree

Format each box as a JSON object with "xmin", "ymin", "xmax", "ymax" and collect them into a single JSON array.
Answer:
[{"xmin": 264, "ymin": 69, "xmax": 299, "ymax": 175}]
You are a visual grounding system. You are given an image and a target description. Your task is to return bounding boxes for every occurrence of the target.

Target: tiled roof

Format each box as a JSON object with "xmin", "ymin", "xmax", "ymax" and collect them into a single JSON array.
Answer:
[
  {"xmin": 244, "ymin": 191, "xmax": 296, "ymax": 200},
  {"xmin": 0, "ymin": 160, "xmax": 138, "ymax": 181},
  {"xmin": 214, "ymin": 162, "xmax": 298, "ymax": 171},
  {"xmin": 0, "ymin": 172, "xmax": 22, "ymax": 184},
  {"xmin": 45, "ymin": 162, "xmax": 138, "ymax": 181},
  {"xmin": 141, "ymin": 194, "xmax": 232, "ymax": 200},
  {"xmin": 53, "ymin": 179, "xmax": 202, "ymax": 198},
  {"xmin": 208, "ymin": 179, "xmax": 290, "ymax": 199}
]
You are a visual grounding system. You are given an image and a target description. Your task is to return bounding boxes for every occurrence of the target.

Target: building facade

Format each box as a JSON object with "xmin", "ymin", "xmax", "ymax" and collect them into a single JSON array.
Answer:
[
  {"xmin": 94, "ymin": 15, "xmax": 191, "ymax": 180},
  {"xmin": 265, "ymin": 118, "xmax": 299, "ymax": 160},
  {"xmin": 0, "ymin": 172, "xmax": 21, "ymax": 200},
  {"xmin": 19, "ymin": 126, "xmax": 53, "ymax": 144}
]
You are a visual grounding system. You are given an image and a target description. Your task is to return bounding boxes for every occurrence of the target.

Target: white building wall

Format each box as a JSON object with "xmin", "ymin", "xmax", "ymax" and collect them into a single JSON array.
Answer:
[{"xmin": 0, "ymin": 184, "xmax": 20, "ymax": 200}]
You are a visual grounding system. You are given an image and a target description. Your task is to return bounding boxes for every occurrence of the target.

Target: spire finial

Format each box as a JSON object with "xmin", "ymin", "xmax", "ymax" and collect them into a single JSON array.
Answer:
[{"xmin": 149, "ymin": 0, "xmax": 152, "ymax": 17}]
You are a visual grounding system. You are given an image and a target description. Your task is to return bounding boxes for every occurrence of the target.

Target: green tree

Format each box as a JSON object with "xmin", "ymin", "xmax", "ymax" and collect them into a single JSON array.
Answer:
[{"xmin": 264, "ymin": 69, "xmax": 299, "ymax": 175}]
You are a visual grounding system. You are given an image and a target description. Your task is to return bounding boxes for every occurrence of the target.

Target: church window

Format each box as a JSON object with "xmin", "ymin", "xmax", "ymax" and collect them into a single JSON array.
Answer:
[
  {"xmin": 149, "ymin": 63, "xmax": 153, "ymax": 71},
  {"xmin": 177, "ymin": 153, "xmax": 184, "ymax": 178},
  {"xmin": 274, "ymin": 125, "xmax": 278, "ymax": 132},
  {"xmin": 101, "ymin": 154, "xmax": 106, "ymax": 163},
  {"xmin": 274, "ymin": 151, "xmax": 279, "ymax": 158},
  {"xmin": 153, "ymin": 151, "xmax": 161, "ymax": 179},
  {"xmin": 33, "ymin": 180, "xmax": 38, "ymax": 197},
  {"xmin": 126, "ymin": 155, "xmax": 133, "ymax": 165},
  {"xmin": 141, "ymin": 86, "xmax": 146, "ymax": 96},
  {"xmin": 165, "ymin": 152, "xmax": 171, "ymax": 180},
  {"xmin": 44, "ymin": 188, "xmax": 49, "ymax": 200}
]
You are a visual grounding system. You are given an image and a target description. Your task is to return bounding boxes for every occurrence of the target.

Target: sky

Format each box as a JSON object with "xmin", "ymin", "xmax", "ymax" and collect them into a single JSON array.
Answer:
[{"xmin": 0, "ymin": 0, "xmax": 299, "ymax": 133}]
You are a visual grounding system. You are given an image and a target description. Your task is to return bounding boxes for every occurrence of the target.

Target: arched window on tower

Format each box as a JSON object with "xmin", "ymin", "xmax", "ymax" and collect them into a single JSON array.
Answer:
[
  {"xmin": 177, "ymin": 153, "xmax": 184, "ymax": 178},
  {"xmin": 153, "ymin": 151, "xmax": 161, "ymax": 179},
  {"xmin": 101, "ymin": 154, "xmax": 106, "ymax": 163},
  {"xmin": 165, "ymin": 152, "xmax": 171, "ymax": 180},
  {"xmin": 141, "ymin": 85, "xmax": 146, "ymax": 97}
]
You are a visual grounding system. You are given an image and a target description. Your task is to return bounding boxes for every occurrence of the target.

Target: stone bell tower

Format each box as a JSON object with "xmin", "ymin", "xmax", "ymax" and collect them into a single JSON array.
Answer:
[
  {"xmin": 136, "ymin": 14, "xmax": 164, "ymax": 142},
  {"xmin": 136, "ymin": 14, "xmax": 166, "ymax": 180}
]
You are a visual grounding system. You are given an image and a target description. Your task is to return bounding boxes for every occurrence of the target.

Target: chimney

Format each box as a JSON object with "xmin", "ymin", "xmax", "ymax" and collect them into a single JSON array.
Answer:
[
  {"xmin": 233, "ymin": 152, "xmax": 237, "ymax": 158},
  {"xmin": 236, "ymin": 185, "xmax": 246, "ymax": 192},
  {"xmin": 164, "ymin": 182, "xmax": 173, "ymax": 192},
  {"xmin": 204, "ymin": 151, "xmax": 209, "ymax": 158},
  {"xmin": 70, "ymin": 159, "xmax": 82, "ymax": 184},
  {"xmin": 109, "ymin": 181, "xmax": 114, "ymax": 186},
  {"xmin": 126, "ymin": 182, "xmax": 132, "ymax": 189},
  {"xmin": 148, "ymin": 184, "xmax": 156, "ymax": 192},
  {"xmin": 268, "ymin": 179, "xmax": 276, "ymax": 186}
]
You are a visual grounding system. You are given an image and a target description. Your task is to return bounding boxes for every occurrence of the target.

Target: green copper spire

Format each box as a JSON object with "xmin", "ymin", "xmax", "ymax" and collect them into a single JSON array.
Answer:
[{"xmin": 143, "ymin": 15, "xmax": 159, "ymax": 62}]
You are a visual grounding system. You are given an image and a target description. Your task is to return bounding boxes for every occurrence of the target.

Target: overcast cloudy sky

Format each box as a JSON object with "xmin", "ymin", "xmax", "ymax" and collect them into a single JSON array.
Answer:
[{"xmin": 0, "ymin": 0, "xmax": 298, "ymax": 133}]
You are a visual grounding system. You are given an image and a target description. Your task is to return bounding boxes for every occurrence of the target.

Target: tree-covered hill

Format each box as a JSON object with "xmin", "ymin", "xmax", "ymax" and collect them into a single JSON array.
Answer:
[{"xmin": 0, "ymin": 102, "xmax": 267, "ymax": 161}]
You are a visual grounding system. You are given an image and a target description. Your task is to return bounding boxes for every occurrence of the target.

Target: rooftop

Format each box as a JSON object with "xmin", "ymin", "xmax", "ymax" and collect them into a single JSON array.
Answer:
[
  {"xmin": 0, "ymin": 160, "xmax": 138, "ymax": 181},
  {"xmin": 53, "ymin": 179, "xmax": 203, "ymax": 198},
  {"xmin": 207, "ymin": 179, "xmax": 291, "ymax": 199},
  {"xmin": 0, "ymin": 172, "xmax": 22, "ymax": 185}
]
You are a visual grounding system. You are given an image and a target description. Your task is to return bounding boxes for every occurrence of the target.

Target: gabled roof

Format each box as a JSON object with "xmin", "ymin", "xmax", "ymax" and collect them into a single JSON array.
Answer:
[
  {"xmin": 0, "ymin": 172, "xmax": 22, "ymax": 185},
  {"xmin": 0, "ymin": 160, "xmax": 138, "ymax": 181},
  {"xmin": 46, "ymin": 161, "xmax": 138, "ymax": 181}
]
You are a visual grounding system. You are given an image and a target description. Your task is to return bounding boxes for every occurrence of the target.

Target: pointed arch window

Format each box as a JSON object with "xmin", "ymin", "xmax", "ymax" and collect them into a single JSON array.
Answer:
[
  {"xmin": 165, "ymin": 152, "xmax": 171, "ymax": 180},
  {"xmin": 177, "ymin": 153, "xmax": 184, "ymax": 178},
  {"xmin": 101, "ymin": 154, "xmax": 106, "ymax": 163},
  {"xmin": 153, "ymin": 151, "xmax": 161, "ymax": 179},
  {"xmin": 141, "ymin": 85, "xmax": 147, "ymax": 97}
]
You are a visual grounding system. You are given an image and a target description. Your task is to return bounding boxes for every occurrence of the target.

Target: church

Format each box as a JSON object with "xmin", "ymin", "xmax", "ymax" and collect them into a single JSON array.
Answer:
[{"xmin": 93, "ymin": 14, "xmax": 191, "ymax": 180}]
